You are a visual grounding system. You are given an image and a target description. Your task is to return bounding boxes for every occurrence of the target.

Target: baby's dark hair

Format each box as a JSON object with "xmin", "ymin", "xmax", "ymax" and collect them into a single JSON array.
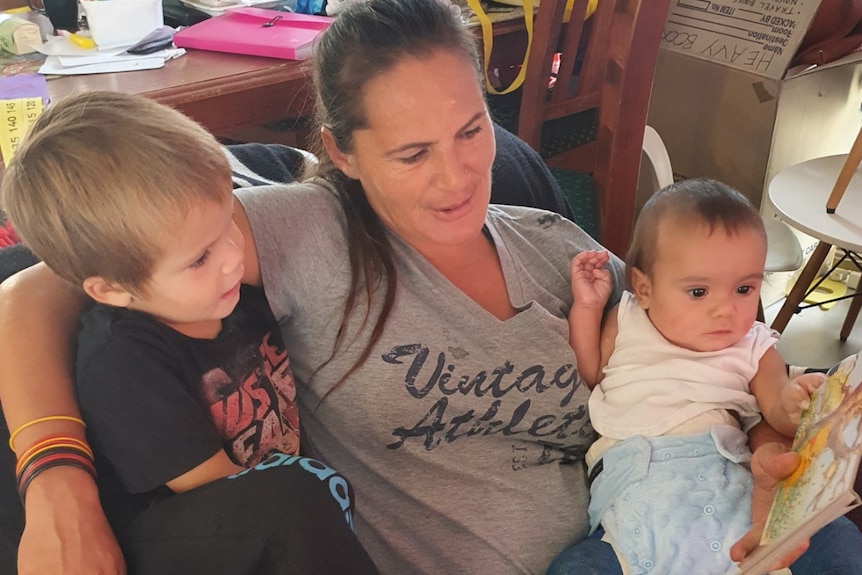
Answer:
[{"xmin": 625, "ymin": 178, "xmax": 766, "ymax": 285}]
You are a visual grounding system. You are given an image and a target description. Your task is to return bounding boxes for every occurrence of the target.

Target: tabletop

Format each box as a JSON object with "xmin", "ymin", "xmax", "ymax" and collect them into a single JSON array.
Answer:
[
  {"xmin": 46, "ymin": 50, "xmax": 314, "ymax": 136},
  {"xmin": 39, "ymin": 4, "xmax": 529, "ymax": 137},
  {"xmin": 769, "ymin": 154, "xmax": 862, "ymax": 253}
]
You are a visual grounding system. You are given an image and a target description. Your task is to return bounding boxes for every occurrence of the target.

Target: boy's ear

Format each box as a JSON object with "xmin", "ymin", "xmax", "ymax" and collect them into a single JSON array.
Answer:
[
  {"xmin": 320, "ymin": 126, "xmax": 359, "ymax": 180},
  {"xmin": 630, "ymin": 267, "xmax": 652, "ymax": 309},
  {"xmin": 82, "ymin": 276, "xmax": 133, "ymax": 308}
]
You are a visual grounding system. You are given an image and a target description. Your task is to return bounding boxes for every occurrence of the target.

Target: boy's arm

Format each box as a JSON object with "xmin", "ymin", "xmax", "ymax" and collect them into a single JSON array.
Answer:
[
  {"xmin": 750, "ymin": 347, "xmax": 823, "ymax": 437},
  {"xmin": 166, "ymin": 451, "xmax": 244, "ymax": 493}
]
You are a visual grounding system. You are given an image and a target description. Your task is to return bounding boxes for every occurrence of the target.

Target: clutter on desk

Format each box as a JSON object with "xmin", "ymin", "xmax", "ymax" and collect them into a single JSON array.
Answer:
[
  {"xmin": 172, "ymin": 7, "xmax": 331, "ymax": 59},
  {"xmin": 34, "ymin": 32, "xmax": 185, "ymax": 75}
]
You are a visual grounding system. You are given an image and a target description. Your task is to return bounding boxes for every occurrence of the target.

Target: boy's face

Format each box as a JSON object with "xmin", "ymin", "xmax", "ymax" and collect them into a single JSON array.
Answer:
[
  {"xmin": 631, "ymin": 222, "xmax": 766, "ymax": 353},
  {"xmin": 126, "ymin": 195, "xmax": 245, "ymax": 338}
]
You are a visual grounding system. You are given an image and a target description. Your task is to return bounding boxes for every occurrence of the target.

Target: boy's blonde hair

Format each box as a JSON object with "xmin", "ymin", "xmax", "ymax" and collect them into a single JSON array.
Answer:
[
  {"xmin": 626, "ymin": 178, "xmax": 767, "ymax": 286},
  {"xmin": 1, "ymin": 91, "xmax": 231, "ymax": 293}
]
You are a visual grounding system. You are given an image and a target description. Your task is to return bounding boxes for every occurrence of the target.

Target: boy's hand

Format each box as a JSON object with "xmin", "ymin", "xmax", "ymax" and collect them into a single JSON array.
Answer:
[
  {"xmin": 780, "ymin": 372, "xmax": 826, "ymax": 426},
  {"xmin": 571, "ymin": 250, "xmax": 612, "ymax": 309}
]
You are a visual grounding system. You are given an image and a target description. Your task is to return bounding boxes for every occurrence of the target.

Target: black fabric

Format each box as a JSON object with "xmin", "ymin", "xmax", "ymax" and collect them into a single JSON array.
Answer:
[
  {"xmin": 490, "ymin": 123, "xmax": 575, "ymax": 221},
  {"xmin": 224, "ymin": 143, "xmax": 308, "ymax": 188},
  {"xmin": 121, "ymin": 459, "xmax": 378, "ymax": 574},
  {"xmin": 0, "ymin": 247, "xmax": 32, "ymax": 574},
  {"xmin": 76, "ymin": 286, "xmax": 298, "ymax": 529},
  {"xmin": 0, "ymin": 244, "xmax": 39, "ymax": 284},
  {"xmin": 0, "ymin": 407, "xmax": 22, "ymax": 575}
]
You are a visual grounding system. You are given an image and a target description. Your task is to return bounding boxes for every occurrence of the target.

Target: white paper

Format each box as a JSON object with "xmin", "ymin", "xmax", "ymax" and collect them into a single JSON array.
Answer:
[
  {"xmin": 38, "ymin": 55, "xmax": 165, "ymax": 75},
  {"xmin": 57, "ymin": 50, "xmax": 170, "ymax": 68},
  {"xmin": 36, "ymin": 36, "xmax": 128, "ymax": 57},
  {"xmin": 80, "ymin": 0, "xmax": 163, "ymax": 49}
]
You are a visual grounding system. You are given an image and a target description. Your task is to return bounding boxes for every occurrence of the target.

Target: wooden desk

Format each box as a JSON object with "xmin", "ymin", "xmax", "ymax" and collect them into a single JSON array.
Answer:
[
  {"xmin": 42, "ymin": 4, "xmax": 528, "ymax": 137},
  {"xmin": 47, "ymin": 50, "xmax": 314, "ymax": 136}
]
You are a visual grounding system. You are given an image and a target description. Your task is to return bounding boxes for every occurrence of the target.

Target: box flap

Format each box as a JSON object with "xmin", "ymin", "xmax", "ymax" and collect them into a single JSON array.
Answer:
[{"xmin": 660, "ymin": 0, "xmax": 821, "ymax": 80}]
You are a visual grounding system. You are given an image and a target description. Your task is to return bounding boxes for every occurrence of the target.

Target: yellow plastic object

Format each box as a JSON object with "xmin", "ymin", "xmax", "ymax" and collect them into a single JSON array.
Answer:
[
  {"xmin": 798, "ymin": 277, "xmax": 848, "ymax": 311},
  {"xmin": 61, "ymin": 31, "xmax": 95, "ymax": 49}
]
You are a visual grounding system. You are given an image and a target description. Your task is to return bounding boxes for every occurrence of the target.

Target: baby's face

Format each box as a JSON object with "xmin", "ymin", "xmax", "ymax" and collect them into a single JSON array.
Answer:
[{"xmin": 632, "ymin": 223, "xmax": 766, "ymax": 352}]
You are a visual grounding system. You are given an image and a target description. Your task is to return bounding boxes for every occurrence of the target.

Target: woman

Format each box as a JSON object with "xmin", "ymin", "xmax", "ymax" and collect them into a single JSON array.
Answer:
[{"xmin": 0, "ymin": 0, "xmax": 854, "ymax": 573}]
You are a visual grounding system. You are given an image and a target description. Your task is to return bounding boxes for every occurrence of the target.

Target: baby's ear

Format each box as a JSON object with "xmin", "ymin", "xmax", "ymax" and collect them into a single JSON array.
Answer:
[
  {"xmin": 82, "ymin": 276, "xmax": 133, "ymax": 308},
  {"xmin": 629, "ymin": 267, "xmax": 652, "ymax": 309}
]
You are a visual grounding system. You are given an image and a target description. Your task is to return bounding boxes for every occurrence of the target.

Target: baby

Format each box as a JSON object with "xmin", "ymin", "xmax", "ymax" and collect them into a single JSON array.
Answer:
[{"xmin": 560, "ymin": 178, "xmax": 823, "ymax": 574}]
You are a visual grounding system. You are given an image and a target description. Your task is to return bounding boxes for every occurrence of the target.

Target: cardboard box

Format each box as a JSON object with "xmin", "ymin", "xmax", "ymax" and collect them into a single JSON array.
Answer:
[{"xmin": 645, "ymin": 0, "xmax": 862, "ymax": 306}]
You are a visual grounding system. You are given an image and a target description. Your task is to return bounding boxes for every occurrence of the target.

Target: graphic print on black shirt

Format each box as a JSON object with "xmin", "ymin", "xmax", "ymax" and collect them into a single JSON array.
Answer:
[{"xmin": 202, "ymin": 312, "xmax": 300, "ymax": 467}]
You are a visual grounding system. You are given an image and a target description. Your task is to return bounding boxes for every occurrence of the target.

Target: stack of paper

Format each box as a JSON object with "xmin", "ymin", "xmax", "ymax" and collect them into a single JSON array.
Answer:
[{"xmin": 34, "ymin": 36, "xmax": 184, "ymax": 75}]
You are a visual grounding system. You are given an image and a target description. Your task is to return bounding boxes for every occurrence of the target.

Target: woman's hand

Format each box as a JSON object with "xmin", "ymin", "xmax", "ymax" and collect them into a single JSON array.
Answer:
[
  {"xmin": 730, "ymin": 441, "xmax": 809, "ymax": 569},
  {"xmin": 18, "ymin": 467, "xmax": 125, "ymax": 575}
]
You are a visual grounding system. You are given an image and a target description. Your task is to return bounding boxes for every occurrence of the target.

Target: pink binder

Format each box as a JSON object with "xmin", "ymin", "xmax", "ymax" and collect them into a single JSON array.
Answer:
[{"xmin": 173, "ymin": 8, "xmax": 333, "ymax": 60}]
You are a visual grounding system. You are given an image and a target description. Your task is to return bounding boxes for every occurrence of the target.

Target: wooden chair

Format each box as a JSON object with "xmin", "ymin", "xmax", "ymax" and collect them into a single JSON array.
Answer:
[{"xmin": 499, "ymin": 0, "xmax": 670, "ymax": 256}]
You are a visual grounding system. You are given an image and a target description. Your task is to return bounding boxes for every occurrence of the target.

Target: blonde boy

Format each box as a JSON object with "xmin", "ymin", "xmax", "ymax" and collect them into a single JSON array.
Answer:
[{"xmin": 1, "ymin": 92, "xmax": 375, "ymax": 574}]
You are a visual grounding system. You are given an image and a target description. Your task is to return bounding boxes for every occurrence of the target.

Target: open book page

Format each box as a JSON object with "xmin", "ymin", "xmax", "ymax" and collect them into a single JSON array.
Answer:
[{"xmin": 738, "ymin": 353, "xmax": 862, "ymax": 574}]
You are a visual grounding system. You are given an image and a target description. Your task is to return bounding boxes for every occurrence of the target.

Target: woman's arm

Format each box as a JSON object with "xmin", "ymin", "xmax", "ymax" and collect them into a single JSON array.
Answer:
[
  {"xmin": 0, "ymin": 264, "xmax": 125, "ymax": 574},
  {"xmin": 0, "ymin": 264, "xmax": 86, "ymax": 448}
]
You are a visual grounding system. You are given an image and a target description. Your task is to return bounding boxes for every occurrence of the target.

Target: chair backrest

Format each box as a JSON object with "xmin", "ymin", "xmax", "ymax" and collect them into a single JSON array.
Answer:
[{"xmin": 516, "ymin": 0, "xmax": 669, "ymax": 256}]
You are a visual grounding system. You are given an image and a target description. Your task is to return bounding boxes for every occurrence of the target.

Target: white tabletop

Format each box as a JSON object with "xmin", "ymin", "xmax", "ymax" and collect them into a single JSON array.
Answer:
[{"xmin": 769, "ymin": 155, "xmax": 862, "ymax": 253}]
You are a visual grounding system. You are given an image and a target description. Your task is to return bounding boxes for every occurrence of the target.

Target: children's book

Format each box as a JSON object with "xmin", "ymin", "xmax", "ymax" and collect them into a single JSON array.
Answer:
[{"xmin": 737, "ymin": 353, "xmax": 862, "ymax": 574}]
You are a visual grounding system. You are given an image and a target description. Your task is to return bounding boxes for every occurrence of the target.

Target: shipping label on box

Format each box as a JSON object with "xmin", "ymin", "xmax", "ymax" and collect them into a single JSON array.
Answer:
[{"xmin": 661, "ymin": 0, "xmax": 820, "ymax": 80}]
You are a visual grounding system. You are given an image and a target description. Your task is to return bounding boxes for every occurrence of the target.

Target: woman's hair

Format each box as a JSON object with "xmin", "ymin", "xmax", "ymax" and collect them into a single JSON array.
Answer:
[
  {"xmin": 1, "ymin": 91, "xmax": 231, "ymax": 293},
  {"xmin": 625, "ymin": 178, "xmax": 767, "ymax": 286},
  {"xmin": 310, "ymin": 0, "xmax": 481, "ymax": 393}
]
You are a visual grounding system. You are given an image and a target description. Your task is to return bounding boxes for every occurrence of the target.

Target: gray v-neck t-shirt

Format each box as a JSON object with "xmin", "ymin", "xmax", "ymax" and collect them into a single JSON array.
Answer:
[{"xmin": 237, "ymin": 181, "xmax": 624, "ymax": 574}]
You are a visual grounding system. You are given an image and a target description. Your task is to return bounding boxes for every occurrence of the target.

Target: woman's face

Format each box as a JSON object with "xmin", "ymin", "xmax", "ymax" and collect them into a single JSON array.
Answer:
[{"xmin": 329, "ymin": 50, "xmax": 496, "ymax": 256}]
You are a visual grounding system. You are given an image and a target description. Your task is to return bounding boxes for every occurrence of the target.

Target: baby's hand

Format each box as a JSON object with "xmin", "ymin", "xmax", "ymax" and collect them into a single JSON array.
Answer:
[
  {"xmin": 780, "ymin": 372, "xmax": 827, "ymax": 425},
  {"xmin": 571, "ymin": 250, "xmax": 612, "ymax": 308}
]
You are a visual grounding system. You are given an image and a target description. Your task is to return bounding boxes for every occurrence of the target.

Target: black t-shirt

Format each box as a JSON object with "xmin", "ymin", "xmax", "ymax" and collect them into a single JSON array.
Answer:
[{"xmin": 76, "ymin": 286, "xmax": 300, "ymax": 528}]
